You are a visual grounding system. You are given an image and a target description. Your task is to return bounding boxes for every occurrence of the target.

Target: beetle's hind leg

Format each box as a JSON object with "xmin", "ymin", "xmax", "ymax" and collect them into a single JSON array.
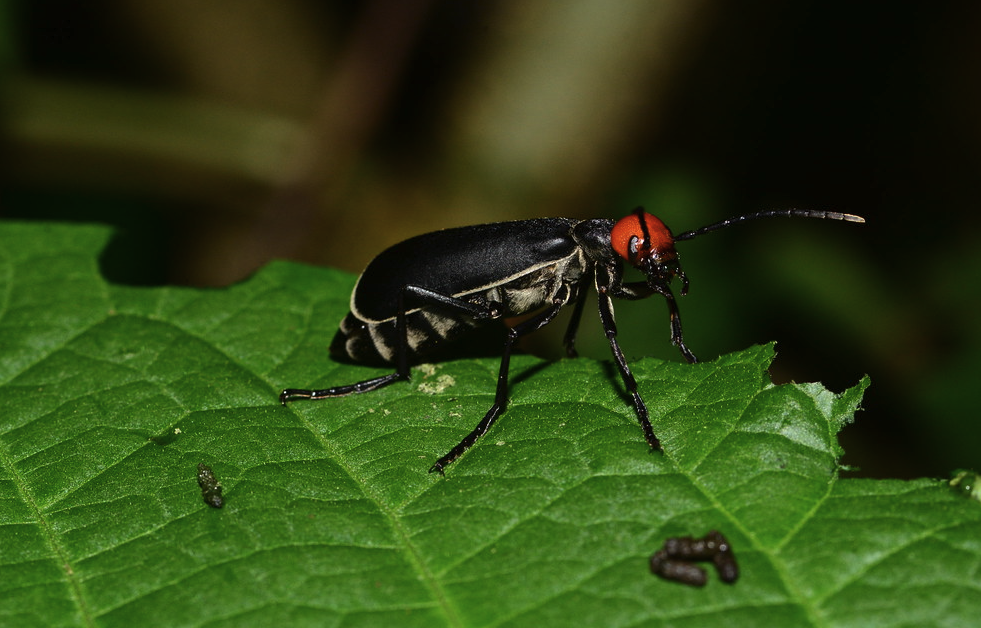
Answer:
[
  {"xmin": 429, "ymin": 291, "xmax": 570, "ymax": 474},
  {"xmin": 280, "ymin": 285, "xmax": 502, "ymax": 405},
  {"xmin": 279, "ymin": 373, "xmax": 404, "ymax": 403}
]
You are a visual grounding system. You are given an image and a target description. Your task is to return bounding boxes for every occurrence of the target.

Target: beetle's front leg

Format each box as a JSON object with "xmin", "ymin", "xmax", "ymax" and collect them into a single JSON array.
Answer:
[
  {"xmin": 594, "ymin": 273, "xmax": 662, "ymax": 454},
  {"xmin": 645, "ymin": 281, "xmax": 697, "ymax": 364},
  {"xmin": 608, "ymin": 271, "xmax": 697, "ymax": 364}
]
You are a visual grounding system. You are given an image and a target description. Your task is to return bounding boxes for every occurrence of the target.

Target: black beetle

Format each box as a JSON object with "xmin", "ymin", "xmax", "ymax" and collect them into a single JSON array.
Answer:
[{"xmin": 281, "ymin": 207, "xmax": 864, "ymax": 473}]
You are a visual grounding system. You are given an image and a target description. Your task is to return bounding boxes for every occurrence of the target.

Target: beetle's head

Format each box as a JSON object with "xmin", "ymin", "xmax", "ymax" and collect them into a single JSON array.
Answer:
[{"xmin": 611, "ymin": 208, "xmax": 690, "ymax": 296}]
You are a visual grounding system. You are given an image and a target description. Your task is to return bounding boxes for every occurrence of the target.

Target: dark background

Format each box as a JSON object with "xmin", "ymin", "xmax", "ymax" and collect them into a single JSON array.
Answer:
[{"xmin": 3, "ymin": 1, "xmax": 979, "ymax": 479}]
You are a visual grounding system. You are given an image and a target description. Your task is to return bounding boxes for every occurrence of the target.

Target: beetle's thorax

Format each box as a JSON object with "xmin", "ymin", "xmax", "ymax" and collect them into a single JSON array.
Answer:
[{"xmin": 571, "ymin": 218, "xmax": 618, "ymax": 263}]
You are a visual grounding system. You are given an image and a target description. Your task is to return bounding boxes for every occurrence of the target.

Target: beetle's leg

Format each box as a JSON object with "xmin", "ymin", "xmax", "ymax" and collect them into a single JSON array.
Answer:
[
  {"xmin": 562, "ymin": 282, "xmax": 590, "ymax": 358},
  {"xmin": 280, "ymin": 373, "xmax": 403, "ymax": 402},
  {"xmin": 429, "ymin": 294, "xmax": 568, "ymax": 474},
  {"xmin": 595, "ymin": 270, "xmax": 662, "ymax": 453},
  {"xmin": 280, "ymin": 285, "xmax": 502, "ymax": 404},
  {"xmin": 649, "ymin": 282, "xmax": 697, "ymax": 364},
  {"xmin": 612, "ymin": 278, "xmax": 697, "ymax": 364},
  {"xmin": 400, "ymin": 285, "xmax": 503, "ymax": 320},
  {"xmin": 612, "ymin": 280, "xmax": 654, "ymax": 300}
]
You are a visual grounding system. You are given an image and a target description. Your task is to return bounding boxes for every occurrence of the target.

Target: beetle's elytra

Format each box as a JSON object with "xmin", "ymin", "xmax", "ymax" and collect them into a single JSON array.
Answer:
[{"xmin": 281, "ymin": 207, "xmax": 864, "ymax": 474}]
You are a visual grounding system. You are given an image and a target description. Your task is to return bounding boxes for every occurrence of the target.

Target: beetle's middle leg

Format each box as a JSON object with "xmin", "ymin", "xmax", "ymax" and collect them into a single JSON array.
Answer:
[
  {"xmin": 561, "ymin": 281, "xmax": 590, "ymax": 358},
  {"xmin": 279, "ymin": 285, "xmax": 502, "ymax": 404}
]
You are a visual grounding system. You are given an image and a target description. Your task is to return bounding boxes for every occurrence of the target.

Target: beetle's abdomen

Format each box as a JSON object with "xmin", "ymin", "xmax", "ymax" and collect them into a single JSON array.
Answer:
[
  {"xmin": 331, "ymin": 309, "xmax": 482, "ymax": 365},
  {"xmin": 329, "ymin": 314, "xmax": 380, "ymax": 362}
]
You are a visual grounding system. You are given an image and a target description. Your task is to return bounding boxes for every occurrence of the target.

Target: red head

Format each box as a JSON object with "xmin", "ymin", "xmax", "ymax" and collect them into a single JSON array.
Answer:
[{"xmin": 610, "ymin": 208, "xmax": 689, "ymax": 295}]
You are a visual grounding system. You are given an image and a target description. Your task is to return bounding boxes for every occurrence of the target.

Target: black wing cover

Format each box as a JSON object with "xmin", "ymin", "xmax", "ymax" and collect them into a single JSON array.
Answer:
[{"xmin": 353, "ymin": 218, "xmax": 580, "ymax": 320}]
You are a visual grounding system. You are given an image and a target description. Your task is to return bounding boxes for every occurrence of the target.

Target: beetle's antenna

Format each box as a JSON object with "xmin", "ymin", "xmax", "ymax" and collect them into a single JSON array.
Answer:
[{"xmin": 673, "ymin": 209, "xmax": 865, "ymax": 242}]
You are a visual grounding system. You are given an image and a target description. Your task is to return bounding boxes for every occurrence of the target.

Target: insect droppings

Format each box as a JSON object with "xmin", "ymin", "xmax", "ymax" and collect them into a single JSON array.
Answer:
[
  {"xmin": 649, "ymin": 550, "xmax": 707, "ymax": 587},
  {"xmin": 650, "ymin": 530, "xmax": 738, "ymax": 586},
  {"xmin": 197, "ymin": 463, "xmax": 224, "ymax": 509}
]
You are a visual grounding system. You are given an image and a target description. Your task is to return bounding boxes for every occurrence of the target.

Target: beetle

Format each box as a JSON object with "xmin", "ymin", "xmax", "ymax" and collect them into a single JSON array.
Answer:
[{"xmin": 281, "ymin": 207, "xmax": 864, "ymax": 474}]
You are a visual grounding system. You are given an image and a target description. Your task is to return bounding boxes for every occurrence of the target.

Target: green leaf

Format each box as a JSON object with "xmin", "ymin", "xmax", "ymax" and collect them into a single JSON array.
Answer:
[{"xmin": 1, "ymin": 222, "xmax": 978, "ymax": 628}]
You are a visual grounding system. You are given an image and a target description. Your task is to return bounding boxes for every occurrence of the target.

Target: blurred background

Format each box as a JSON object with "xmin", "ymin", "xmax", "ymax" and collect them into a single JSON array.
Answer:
[{"xmin": 2, "ymin": 1, "xmax": 979, "ymax": 479}]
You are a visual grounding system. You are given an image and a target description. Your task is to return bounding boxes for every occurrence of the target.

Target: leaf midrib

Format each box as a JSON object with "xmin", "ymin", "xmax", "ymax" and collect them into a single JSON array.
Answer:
[
  {"xmin": 0, "ymin": 438, "xmax": 95, "ymax": 627},
  {"xmin": 679, "ymin": 384, "xmax": 841, "ymax": 628},
  {"xmin": 281, "ymin": 396, "xmax": 465, "ymax": 627}
]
